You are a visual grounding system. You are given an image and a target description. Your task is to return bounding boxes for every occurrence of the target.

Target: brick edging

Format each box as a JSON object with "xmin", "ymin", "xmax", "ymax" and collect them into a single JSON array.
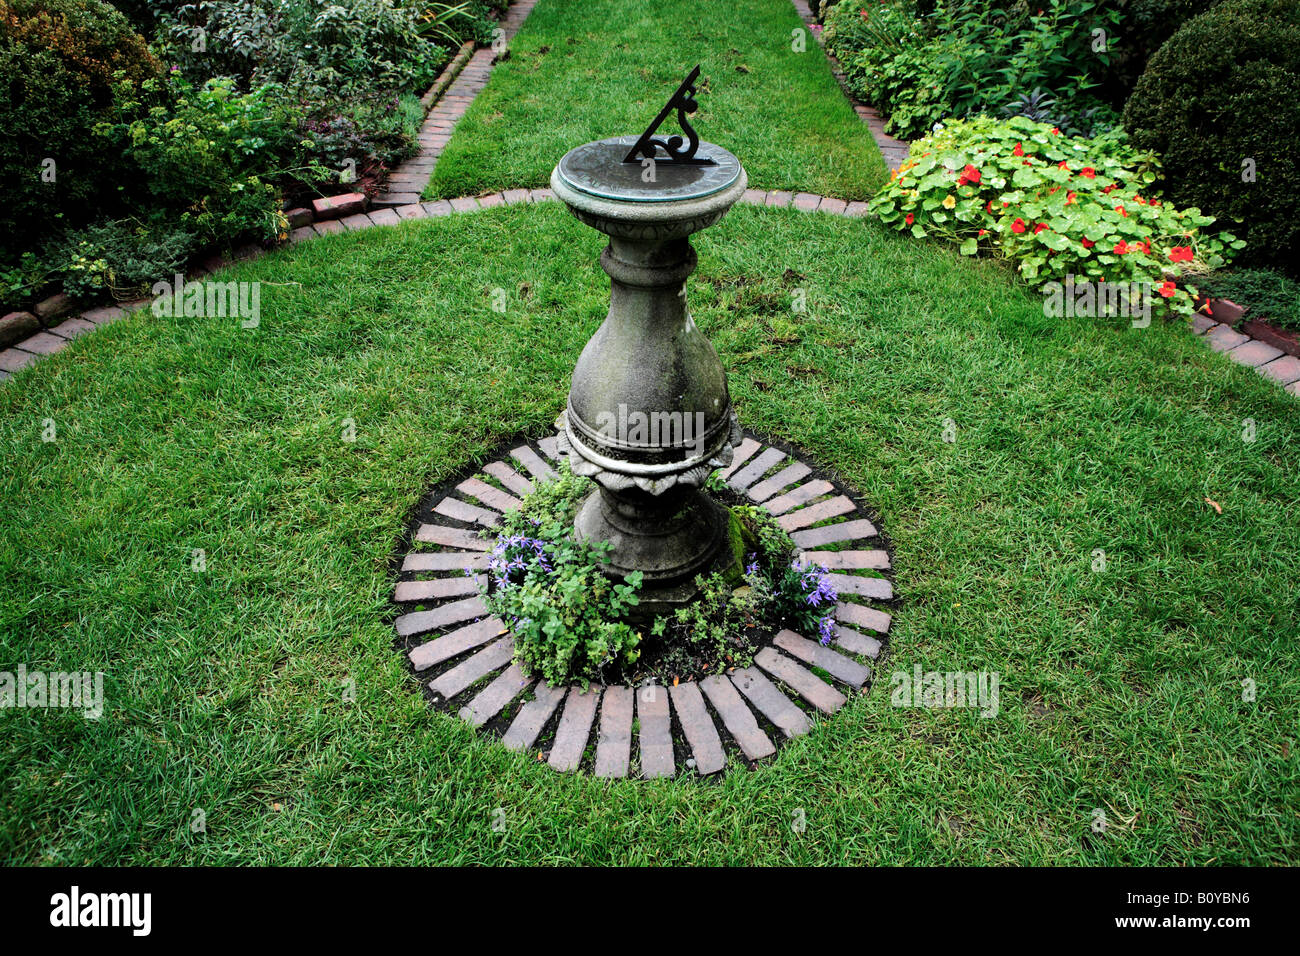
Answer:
[
  {"xmin": 372, "ymin": 0, "xmax": 539, "ymax": 208},
  {"xmin": 788, "ymin": 0, "xmax": 910, "ymax": 171},
  {"xmin": 5, "ymin": 187, "xmax": 1297, "ymax": 397}
]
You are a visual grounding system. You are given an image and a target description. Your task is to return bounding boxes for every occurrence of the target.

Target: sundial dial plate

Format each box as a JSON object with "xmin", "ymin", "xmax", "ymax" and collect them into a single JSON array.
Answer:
[{"xmin": 557, "ymin": 137, "xmax": 741, "ymax": 203}]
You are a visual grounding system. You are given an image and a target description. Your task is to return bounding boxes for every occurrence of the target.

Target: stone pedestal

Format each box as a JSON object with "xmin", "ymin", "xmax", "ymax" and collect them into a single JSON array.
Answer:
[{"xmin": 551, "ymin": 137, "xmax": 747, "ymax": 605}]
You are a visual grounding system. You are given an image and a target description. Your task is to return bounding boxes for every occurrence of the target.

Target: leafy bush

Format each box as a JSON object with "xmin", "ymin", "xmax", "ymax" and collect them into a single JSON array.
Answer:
[
  {"xmin": 0, "ymin": 0, "xmax": 163, "ymax": 255},
  {"xmin": 824, "ymin": 0, "xmax": 1120, "ymax": 140},
  {"xmin": 1198, "ymin": 268, "xmax": 1300, "ymax": 331},
  {"xmin": 870, "ymin": 116, "xmax": 1243, "ymax": 314},
  {"xmin": 95, "ymin": 75, "xmax": 295, "ymax": 246},
  {"xmin": 1123, "ymin": 0, "xmax": 1300, "ymax": 276},
  {"xmin": 45, "ymin": 215, "xmax": 199, "ymax": 301},
  {"xmin": 155, "ymin": 0, "xmax": 483, "ymax": 97}
]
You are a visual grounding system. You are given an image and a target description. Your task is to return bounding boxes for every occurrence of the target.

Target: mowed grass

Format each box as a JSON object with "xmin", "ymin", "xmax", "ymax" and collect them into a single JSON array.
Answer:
[
  {"xmin": 2, "ymin": 202, "xmax": 1298, "ymax": 865},
  {"xmin": 426, "ymin": 0, "xmax": 888, "ymax": 200}
]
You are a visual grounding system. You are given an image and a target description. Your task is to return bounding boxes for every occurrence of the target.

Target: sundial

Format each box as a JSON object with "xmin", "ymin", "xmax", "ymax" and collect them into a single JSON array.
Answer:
[
  {"xmin": 549, "ymin": 67, "xmax": 749, "ymax": 607},
  {"xmin": 556, "ymin": 66, "xmax": 742, "ymax": 204}
]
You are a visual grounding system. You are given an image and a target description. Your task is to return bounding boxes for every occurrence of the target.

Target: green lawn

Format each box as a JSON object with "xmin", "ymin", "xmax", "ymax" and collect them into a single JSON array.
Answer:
[
  {"xmin": 426, "ymin": 0, "xmax": 889, "ymax": 200},
  {"xmin": 2, "ymin": 202, "xmax": 1297, "ymax": 865}
]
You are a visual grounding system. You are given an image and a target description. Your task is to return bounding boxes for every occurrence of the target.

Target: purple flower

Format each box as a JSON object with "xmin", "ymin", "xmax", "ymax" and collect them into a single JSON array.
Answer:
[{"xmin": 817, "ymin": 615, "xmax": 836, "ymax": 646}]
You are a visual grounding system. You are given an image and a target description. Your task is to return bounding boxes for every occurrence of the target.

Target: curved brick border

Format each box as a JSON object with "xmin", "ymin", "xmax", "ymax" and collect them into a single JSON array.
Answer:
[
  {"xmin": 5, "ymin": 188, "xmax": 1296, "ymax": 397},
  {"xmin": 394, "ymin": 431, "xmax": 894, "ymax": 778}
]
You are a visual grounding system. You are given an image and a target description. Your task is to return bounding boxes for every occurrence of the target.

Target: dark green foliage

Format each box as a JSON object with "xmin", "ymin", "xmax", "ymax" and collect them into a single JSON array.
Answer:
[
  {"xmin": 0, "ymin": 0, "xmax": 163, "ymax": 255},
  {"xmin": 1123, "ymin": 0, "xmax": 1300, "ymax": 275},
  {"xmin": 1199, "ymin": 268, "xmax": 1300, "ymax": 331}
]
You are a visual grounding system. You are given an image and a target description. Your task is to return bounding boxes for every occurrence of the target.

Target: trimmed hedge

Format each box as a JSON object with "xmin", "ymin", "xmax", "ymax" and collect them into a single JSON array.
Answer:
[
  {"xmin": 0, "ymin": 0, "xmax": 162, "ymax": 255},
  {"xmin": 1123, "ymin": 0, "xmax": 1300, "ymax": 275}
]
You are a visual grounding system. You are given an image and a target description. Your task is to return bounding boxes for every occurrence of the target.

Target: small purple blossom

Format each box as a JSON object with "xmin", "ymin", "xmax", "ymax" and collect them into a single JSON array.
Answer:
[{"xmin": 817, "ymin": 615, "xmax": 837, "ymax": 646}]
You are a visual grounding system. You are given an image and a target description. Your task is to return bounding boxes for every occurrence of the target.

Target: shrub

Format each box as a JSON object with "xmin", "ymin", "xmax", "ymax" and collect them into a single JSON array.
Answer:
[
  {"xmin": 824, "ymin": 0, "xmax": 1121, "ymax": 140},
  {"xmin": 0, "ymin": 0, "xmax": 163, "ymax": 255},
  {"xmin": 45, "ymin": 215, "xmax": 199, "ymax": 301},
  {"xmin": 95, "ymin": 75, "xmax": 295, "ymax": 247},
  {"xmin": 870, "ymin": 116, "xmax": 1243, "ymax": 315},
  {"xmin": 1123, "ymin": 0, "xmax": 1300, "ymax": 277},
  {"xmin": 155, "ymin": 0, "xmax": 478, "ymax": 97}
]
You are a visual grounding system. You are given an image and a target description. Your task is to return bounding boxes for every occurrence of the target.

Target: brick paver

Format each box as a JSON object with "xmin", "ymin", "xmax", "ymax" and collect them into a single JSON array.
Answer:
[
  {"xmin": 460, "ymin": 663, "xmax": 531, "ymax": 728},
  {"xmin": 834, "ymin": 625, "xmax": 882, "ymax": 660},
  {"xmin": 774, "ymin": 629, "xmax": 872, "ymax": 689},
  {"xmin": 502, "ymin": 681, "xmax": 566, "ymax": 750},
  {"xmin": 393, "ymin": 575, "xmax": 481, "ymax": 603},
  {"xmin": 594, "ymin": 686, "xmax": 634, "ymax": 778},
  {"xmin": 746, "ymin": 461, "xmax": 811, "ymax": 502},
  {"xmin": 401, "ymin": 551, "xmax": 489, "ymax": 572},
  {"xmin": 730, "ymin": 667, "xmax": 810, "ymax": 739},
  {"xmin": 15, "ymin": 332, "xmax": 68, "ymax": 356},
  {"xmin": 457, "ymin": 477, "xmax": 522, "ymax": 513},
  {"xmin": 433, "ymin": 496, "xmax": 500, "ymax": 528},
  {"xmin": 669, "ymin": 681, "xmax": 726, "ymax": 775},
  {"xmin": 717, "ymin": 436, "xmax": 760, "ymax": 480},
  {"xmin": 699, "ymin": 674, "xmax": 775, "ymax": 760},
  {"xmin": 755, "ymin": 647, "xmax": 847, "ymax": 714},
  {"xmin": 802, "ymin": 549, "xmax": 891, "ymax": 571},
  {"xmin": 1205, "ymin": 324, "xmax": 1249, "ymax": 352},
  {"xmin": 394, "ymin": 595, "xmax": 487, "ymax": 638},
  {"xmin": 762, "ymin": 479, "xmax": 834, "ymax": 516},
  {"xmin": 826, "ymin": 572, "xmax": 892, "ymax": 600},
  {"xmin": 408, "ymin": 616, "xmax": 505, "ymax": 671},
  {"xmin": 637, "ymin": 685, "xmax": 674, "ymax": 778},
  {"xmin": 777, "ymin": 494, "xmax": 856, "ymax": 531},
  {"xmin": 835, "ymin": 601, "xmax": 892, "ymax": 634},
  {"xmin": 414, "ymin": 524, "xmax": 491, "ymax": 550},
  {"xmin": 1226, "ymin": 339, "xmax": 1283, "ymax": 368},
  {"xmin": 728, "ymin": 446, "xmax": 786, "ymax": 491},
  {"xmin": 790, "ymin": 517, "xmax": 877, "ymax": 550},
  {"xmin": 510, "ymin": 445, "xmax": 557, "ymax": 482},
  {"xmin": 429, "ymin": 637, "xmax": 513, "ymax": 698},
  {"xmin": 548, "ymin": 686, "xmax": 600, "ymax": 772},
  {"xmin": 482, "ymin": 460, "xmax": 534, "ymax": 497},
  {"xmin": 1259, "ymin": 355, "xmax": 1300, "ymax": 386}
]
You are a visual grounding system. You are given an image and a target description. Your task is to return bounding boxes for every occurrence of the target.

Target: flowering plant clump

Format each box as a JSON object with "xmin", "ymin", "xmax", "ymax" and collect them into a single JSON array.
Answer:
[
  {"xmin": 870, "ymin": 116, "xmax": 1245, "ymax": 315},
  {"xmin": 479, "ymin": 466, "xmax": 643, "ymax": 688},
  {"xmin": 473, "ymin": 464, "xmax": 850, "ymax": 686}
]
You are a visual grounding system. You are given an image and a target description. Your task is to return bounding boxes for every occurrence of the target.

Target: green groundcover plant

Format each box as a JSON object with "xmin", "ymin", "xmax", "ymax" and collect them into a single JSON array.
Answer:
[
  {"xmin": 869, "ymin": 115, "xmax": 1243, "ymax": 314},
  {"xmin": 478, "ymin": 465, "xmax": 839, "ymax": 687}
]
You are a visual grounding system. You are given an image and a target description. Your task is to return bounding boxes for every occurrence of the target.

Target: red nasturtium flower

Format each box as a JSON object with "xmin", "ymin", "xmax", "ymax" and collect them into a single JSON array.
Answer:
[
  {"xmin": 1136, "ymin": 240, "xmax": 1151, "ymax": 255},
  {"xmin": 1081, "ymin": 238, "xmax": 1095, "ymax": 248},
  {"xmin": 1013, "ymin": 142, "xmax": 1024, "ymax": 156},
  {"xmin": 978, "ymin": 228, "xmax": 988, "ymax": 236},
  {"xmin": 1157, "ymin": 280, "xmax": 1177, "ymax": 298},
  {"xmin": 957, "ymin": 163, "xmax": 981, "ymax": 185},
  {"xmin": 1011, "ymin": 218, "xmax": 1027, "ymax": 234},
  {"xmin": 1080, "ymin": 167, "xmax": 1096, "ymax": 179},
  {"xmin": 1102, "ymin": 184, "xmax": 1117, "ymax": 194},
  {"xmin": 1033, "ymin": 222, "xmax": 1049, "ymax": 234},
  {"xmin": 986, "ymin": 200, "xmax": 994, "ymax": 214},
  {"xmin": 1114, "ymin": 240, "xmax": 1129, "ymax": 254},
  {"xmin": 1051, "ymin": 127, "xmax": 1061, "ymax": 135},
  {"xmin": 1169, "ymin": 246, "xmax": 1194, "ymax": 263},
  {"xmin": 1116, "ymin": 205, "xmax": 1127, "ymax": 216},
  {"xmin": 905, "ymin": 213, "xmax": 914, "ymax": 225},
  {"xmin": 1057, "ymin": 161, "xmax": 1069, "ymax": 171},
  {"xmin": 1066, "ymin": 191, "xmax": 1077, "ymax": 205}
]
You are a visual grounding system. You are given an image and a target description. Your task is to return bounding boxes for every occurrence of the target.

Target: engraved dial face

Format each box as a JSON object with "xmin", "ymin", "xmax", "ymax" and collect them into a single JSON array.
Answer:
[{"xmin": 557, "ymin": 137, "xmax": 741, "ymax": 203}]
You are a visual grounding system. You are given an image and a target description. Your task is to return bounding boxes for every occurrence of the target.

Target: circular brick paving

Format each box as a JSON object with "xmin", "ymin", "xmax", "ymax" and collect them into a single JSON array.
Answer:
[{"xmin": 393, "ymin": 429, "xmax": 894, "ymax": 778}]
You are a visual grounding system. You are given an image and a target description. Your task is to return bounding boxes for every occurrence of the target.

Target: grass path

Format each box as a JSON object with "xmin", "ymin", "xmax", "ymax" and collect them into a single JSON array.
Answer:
[
  {"xmin": 426, "ymin": 0, "xmax": 888, "ymax": 200},
  {"xmin": 2, "ymin": 204, "xmax": 1297, "ymax": 864}
]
